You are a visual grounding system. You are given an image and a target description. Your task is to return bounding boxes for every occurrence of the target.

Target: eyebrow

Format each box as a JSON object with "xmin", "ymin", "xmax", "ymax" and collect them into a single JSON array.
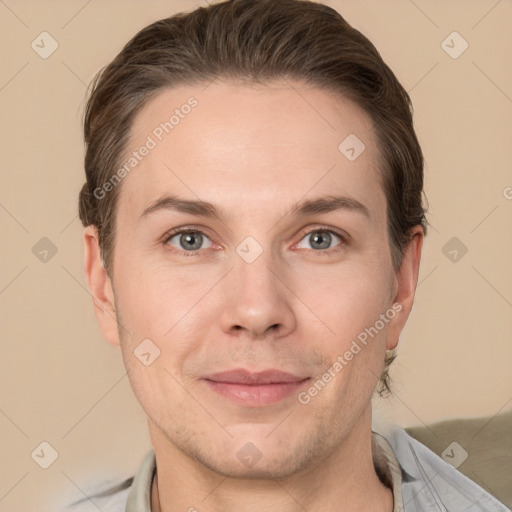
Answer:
[{"xmin": 139, "ymin": 194, "xmax": 370, "ymax": 221}]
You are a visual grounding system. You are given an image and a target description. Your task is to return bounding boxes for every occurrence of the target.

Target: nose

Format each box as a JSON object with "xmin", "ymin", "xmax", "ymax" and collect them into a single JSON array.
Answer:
[{"xmin": 219, "ymin": 250, "xmax": 297, "ymax": 340}]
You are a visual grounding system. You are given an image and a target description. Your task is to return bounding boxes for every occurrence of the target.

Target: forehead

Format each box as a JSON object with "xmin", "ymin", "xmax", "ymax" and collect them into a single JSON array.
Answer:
[{"xmin": 119, "ymin": 79, "xmax": 385, "ymax": 222}]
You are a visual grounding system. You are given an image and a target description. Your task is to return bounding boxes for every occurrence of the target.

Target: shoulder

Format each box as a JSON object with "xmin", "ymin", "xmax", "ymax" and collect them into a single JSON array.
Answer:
[
  {"xmin": 52, "ymin": 476, "xmax": 133, "ymax": 511},
  {"xmin": 405, "ymin": 411, "xmax": 512, "ymax": 507},
  {"xmin": 378, "ymin": 425, "xmax": 510, "ymax": 511},
  {"xmin": 52, "ymin": 449, "xmax": 155, "ymax": 511}
]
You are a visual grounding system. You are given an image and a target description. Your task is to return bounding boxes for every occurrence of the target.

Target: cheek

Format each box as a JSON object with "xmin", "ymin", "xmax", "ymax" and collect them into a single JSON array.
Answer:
[
  {"xmin": 294, "ymin": 262, "xmax": 394, "ymax": 340},
  {"xmin": 113, "ymin": 260, "xmax": 221, "ymax": 395},
  {"xmin": 113, "ymin": 269, "xmax": 201, "ymax": 421},
  {"xmin": 115, "ymin": 258, "xmax": 215, "ymax": 335},
  {"xmin": 293, "ymin": 262, "xmax": 393, "ymax": 396}
]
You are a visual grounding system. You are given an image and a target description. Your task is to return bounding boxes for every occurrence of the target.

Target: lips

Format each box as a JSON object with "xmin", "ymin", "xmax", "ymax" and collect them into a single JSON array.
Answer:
[
  {"xmin": 202, "ymin": 369, "xmax": 310, "ymax": 406},
  {"xmin": 205, "ymin": 368, "xmax": 308, "ymax": 385}
]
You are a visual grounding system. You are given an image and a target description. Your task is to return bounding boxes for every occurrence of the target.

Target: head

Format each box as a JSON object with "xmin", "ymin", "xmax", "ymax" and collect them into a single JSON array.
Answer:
[{"xmin": 81, "ymin": 0, "xmax": 426, "ymax": 478}]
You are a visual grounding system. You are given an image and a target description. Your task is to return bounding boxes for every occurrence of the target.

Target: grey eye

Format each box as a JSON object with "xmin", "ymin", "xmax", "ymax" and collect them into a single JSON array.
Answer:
[
  {"xmin": 167, "ymin": 231, "xmax": 212, "ymax": 251},
  {"xmin": 296, "ymin": 230, "xmax": 341, "ymax": 250}
]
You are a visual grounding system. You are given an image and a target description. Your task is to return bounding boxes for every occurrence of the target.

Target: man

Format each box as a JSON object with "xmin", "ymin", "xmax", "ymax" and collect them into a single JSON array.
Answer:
[{"xmin": 67, "ymin": 0, "xmax": 508, "ymax": 510}]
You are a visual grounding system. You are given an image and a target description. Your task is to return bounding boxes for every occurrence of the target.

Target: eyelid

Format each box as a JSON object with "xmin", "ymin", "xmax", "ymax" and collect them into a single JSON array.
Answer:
[
  {"xmin": 161, "ymin": 224, "xmax": 349, "ymax": 255},
  {"xmin": 162, "ymin": 224, "xmax": 214, "ymax": 241}
]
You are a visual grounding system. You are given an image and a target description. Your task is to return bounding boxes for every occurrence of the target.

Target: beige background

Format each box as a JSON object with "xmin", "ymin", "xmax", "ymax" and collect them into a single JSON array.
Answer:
[{"xmin": 1, "ymin": 0, "xmax": 511, "ymax": 510}]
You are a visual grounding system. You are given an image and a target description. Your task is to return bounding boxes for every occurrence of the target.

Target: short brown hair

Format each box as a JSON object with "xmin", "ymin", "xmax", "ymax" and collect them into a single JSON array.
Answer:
[{"xmin": 78, "ymin": 0, "xmax": 427, "ymax": 395}]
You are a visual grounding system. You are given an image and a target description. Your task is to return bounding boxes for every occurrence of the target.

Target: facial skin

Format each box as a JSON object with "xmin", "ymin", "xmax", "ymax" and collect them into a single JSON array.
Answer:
[{"xmin": 84, "ymin": 80, "xmax": 423, "ymax": 512}]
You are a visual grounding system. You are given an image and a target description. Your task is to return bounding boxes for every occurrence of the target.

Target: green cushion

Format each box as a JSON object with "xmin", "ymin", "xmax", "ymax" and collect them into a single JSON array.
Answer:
[{"xmin": 405, "ymin": 411, "xmax": 512, "ymax": 508}]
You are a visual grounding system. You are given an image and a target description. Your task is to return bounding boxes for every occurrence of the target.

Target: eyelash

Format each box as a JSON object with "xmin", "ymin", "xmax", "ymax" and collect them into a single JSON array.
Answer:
[{"xmin": 161, "ymin": 225, "xmax": 348, "ymax": 257}]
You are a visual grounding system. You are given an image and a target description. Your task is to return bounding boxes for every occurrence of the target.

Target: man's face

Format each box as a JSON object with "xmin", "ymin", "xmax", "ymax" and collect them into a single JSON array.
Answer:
[{"xmin": 99, "ymin": 80, "xmax": 408, "ymax": 477}]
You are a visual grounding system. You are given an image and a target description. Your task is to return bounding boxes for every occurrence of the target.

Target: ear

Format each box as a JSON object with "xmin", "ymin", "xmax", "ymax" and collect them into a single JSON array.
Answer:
[
  {"xmin": 386, "ymin": 225, "xmax": 424, "ymax": 350},
  {"xmin": 83, "ymin": 225, "xmax": 120, "ymax": 347}
]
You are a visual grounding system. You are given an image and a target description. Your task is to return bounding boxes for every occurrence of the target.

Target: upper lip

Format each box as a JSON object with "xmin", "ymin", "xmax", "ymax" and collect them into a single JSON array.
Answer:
[{"xmin": 204, "ymin": 369, "xmax": 309, "ymax": 385}]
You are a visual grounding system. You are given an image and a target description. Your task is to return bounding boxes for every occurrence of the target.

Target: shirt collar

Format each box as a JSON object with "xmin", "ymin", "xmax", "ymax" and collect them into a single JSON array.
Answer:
[
  {"xmin": 372, "ymin": 431, "xmax": 405, "ymax": 512},
  {"xmin": 125, "ymin": 448, "xmax": 155, "ymax": 512}
]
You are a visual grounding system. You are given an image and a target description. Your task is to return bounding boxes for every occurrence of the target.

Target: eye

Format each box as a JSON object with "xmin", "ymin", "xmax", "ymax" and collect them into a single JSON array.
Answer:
[
  {"xmin": 165, "ymin": 229, "xmax": 213, "ymax": 252},
  {"xmin": 295, "ymin": 228, "xmax": 344, "ymax": 251}
]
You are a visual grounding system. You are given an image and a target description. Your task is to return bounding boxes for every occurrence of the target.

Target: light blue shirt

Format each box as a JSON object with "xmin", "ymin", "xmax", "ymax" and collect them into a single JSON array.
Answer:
[{"xmin": 58, "ymin": 426, "xmax": 509, "ymax": 511}]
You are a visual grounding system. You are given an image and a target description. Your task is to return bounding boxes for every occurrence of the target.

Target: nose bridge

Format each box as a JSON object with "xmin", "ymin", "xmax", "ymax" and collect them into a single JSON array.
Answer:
[
  {"xmin": 233, "ymin": 241, "xmax": 281, "ymax": 310},
  {"xmin": 235, "ymin": 235, "xmax": 276, "ymax": 286},
  {"xmin": 220, "ymin": 238, "xmax": 296, "ymax": 338},
  {"xmin": 234, "ymin": 251, "xmax": 282, "ymax": 303}
]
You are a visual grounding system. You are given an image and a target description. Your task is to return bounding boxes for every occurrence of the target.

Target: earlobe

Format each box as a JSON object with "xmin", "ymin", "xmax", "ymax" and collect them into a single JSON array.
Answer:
[
  {"xmin": 386, "ymin": 226, "xmax": 424, "ymax": 351},
  {"xmin": 83, "ymin": 225, "xmax": 121, "ymax": 347}
]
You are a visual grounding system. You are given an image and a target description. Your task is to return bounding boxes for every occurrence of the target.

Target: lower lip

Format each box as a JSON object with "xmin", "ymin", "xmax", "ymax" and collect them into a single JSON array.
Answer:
[{"xmin": 203, "ymin": 379, "xmax": 310, "ymax": 406}]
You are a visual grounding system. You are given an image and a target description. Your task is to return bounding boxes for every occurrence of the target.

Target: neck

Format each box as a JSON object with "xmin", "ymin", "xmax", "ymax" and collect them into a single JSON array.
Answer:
[{"xmin": 149, "ymin": 406, "xmax": 393, "ymax": 512}]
